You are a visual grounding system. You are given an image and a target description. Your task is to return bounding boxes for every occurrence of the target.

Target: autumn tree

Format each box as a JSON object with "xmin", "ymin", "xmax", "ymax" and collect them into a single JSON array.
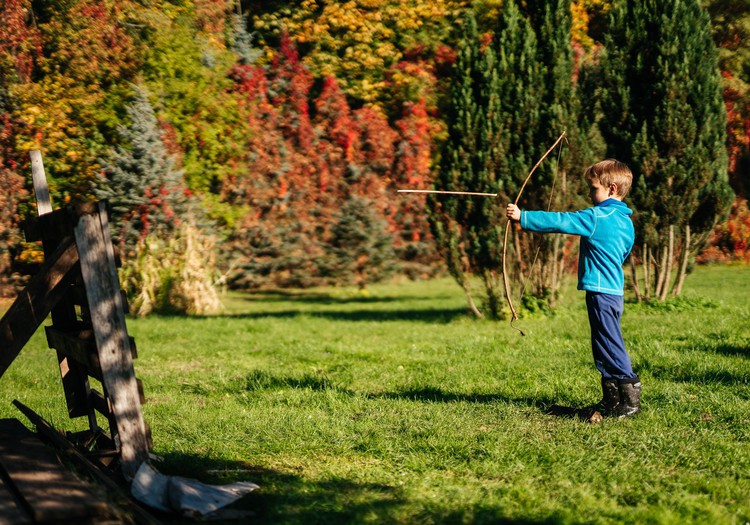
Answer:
[
  {"xmin": 11, "ymin": 0, "xmax": 140, "ymax": 205},
  {"xmin": 391, "ymin": 99, "xmax": 440, "ymax": 278},
  {"xmin": 250, "ymin": 0, "xmax": 466, "ymax": 109}
]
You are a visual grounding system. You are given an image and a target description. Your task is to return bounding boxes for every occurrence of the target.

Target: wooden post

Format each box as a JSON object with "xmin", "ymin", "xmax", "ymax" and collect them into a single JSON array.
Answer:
[
  {"xmin": 74, "ymin": 202, "xmax": 149, "ymax": 479},
  {"xmin": 30, "ymin": 150, "xmax": 52, "ymax": 216},
  {"xmin": 29, "ymin": 152, "xmax": 93, "ymax": 422}
]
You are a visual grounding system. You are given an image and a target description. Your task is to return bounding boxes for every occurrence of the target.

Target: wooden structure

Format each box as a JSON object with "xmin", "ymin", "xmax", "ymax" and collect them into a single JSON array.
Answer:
[
  {"xmin": 0, "ymin": 417, "xmax": 112, "ymax": 523},
  {"xmin": 0, "ymin": 151, "xmax": 151, "ymax": 483}
]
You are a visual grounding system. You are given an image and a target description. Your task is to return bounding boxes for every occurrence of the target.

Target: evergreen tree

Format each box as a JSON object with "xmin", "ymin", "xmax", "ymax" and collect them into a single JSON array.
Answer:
[
  {"xmin": 324, "ymin": 196, "xmax": 395, "ymax": 290},
  {"xmin": 594, "ymin": 0, "xmax": 733, "ymax": 299},
  {"xmin": 428, "ymin": 12, "xmax": 486, "ymax": 316},
  {"xmin": 229, "ymin": 14, "xmax": 262, "ymax": 66},
  {"xmin": 429, "ymin": 5, "xmax": 548, "ymax": 319},
  {"xmin": 96, "ymin": 85, "xmax": 191, "ymax": 252},
  {"xmin": 518, "ymin": 0, "xmax": 582, "ymax": 306}
]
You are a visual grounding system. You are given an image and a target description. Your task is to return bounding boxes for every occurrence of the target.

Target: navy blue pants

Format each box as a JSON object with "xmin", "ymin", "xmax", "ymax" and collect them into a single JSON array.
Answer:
[{"xmin": 585, "ymin": 292, "xmax": 637, "ymax": 380}]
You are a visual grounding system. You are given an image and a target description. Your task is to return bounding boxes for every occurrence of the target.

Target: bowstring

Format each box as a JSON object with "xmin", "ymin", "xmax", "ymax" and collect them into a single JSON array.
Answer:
[{"xmin": 516, "ymin": 137, "xmax": 567, "ymax": 303}]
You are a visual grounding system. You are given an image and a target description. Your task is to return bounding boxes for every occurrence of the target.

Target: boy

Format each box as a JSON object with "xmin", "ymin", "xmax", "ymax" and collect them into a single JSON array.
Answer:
[{"xmin": 506, "ymin": 159, "xmax": 640, "ymax": 418}]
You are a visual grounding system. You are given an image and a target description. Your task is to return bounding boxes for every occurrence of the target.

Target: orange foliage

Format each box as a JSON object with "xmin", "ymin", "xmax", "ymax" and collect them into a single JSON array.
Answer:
[{"xmin": 698, "ymin": 198, "xmax": 750, "ymax": 264}]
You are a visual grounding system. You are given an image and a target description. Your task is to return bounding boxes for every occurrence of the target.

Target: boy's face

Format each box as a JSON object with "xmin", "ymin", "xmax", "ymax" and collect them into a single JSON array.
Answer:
[{"xmin": 589, "ymin": 180, "xmax": 614, "ymax": 204}]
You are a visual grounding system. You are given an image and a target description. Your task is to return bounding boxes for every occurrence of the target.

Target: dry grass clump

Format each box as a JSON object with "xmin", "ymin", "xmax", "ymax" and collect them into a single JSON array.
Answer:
[{"xmin": 121, "ymin": 222, "xmax": 222, "ymax": 316}]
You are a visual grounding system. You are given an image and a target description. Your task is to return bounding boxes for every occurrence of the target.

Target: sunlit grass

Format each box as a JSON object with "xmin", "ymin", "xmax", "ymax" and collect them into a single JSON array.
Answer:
[{"xmin": 1, "ymin": 266, "xmax": 748, "ymax": 524}]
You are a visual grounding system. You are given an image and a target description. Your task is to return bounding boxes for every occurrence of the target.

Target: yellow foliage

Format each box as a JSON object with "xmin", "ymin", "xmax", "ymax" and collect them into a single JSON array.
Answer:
[{"xmin": 254, "ymin": 0, "xmax": 467, "ymax": 105}]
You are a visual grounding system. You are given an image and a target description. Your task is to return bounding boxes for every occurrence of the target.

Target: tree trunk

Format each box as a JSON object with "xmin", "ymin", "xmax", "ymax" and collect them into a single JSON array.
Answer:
[
  {"xmin": 514, "ymin": 228, "xmax": 525, "ymax": 287},
  {"xmin": 659, "ymin": 226, "xmax": 674, "ymax": 301},
  {"xmin": 642, "ymin": 243, "xmax": 651, "ymax": 300},
  {"xmin": 461, "ymin": 280, "xmax": 484, "ymax": 318},
  {"xmin": 629, "ymin": 254, "xmax": 642, "ymax": 302},
  {"xmin": 672, "ymin": 224, "xmax": 691, "ymax": 296},
  {"xmin": 549, "ymin": 236, "xmax": 560, "ymax": 308},
  {"xmin": 555, "ymin": 237, "xmax": 567, "ymax": 298},
  {"xmin": 655, "ymin": 240, "xmax": 669, "ymax": 300},
  {"xmin": 483, "ymin": 269, "xmax": 502, "ymax": 320}
]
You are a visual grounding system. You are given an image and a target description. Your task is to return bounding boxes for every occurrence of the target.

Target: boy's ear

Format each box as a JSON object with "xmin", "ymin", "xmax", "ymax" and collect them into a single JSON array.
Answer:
[{"xmin": 609, "ymin": 182, "xmax": 619, "ymax": 196}]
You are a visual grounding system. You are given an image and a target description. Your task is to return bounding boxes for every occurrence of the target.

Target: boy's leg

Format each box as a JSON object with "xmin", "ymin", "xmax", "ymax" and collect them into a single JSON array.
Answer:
[
  {"xmin": 585, "ymin": 292, "xmax": 636, "ymax": 379},
  {"xmin": 586, "ymin": 292, "xmax": 640, "ymax": 417}
]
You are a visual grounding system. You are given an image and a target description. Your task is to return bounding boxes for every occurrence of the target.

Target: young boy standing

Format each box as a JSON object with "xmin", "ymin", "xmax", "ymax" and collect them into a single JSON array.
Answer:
[{"xmin": 506, "ymin": 159, "xmax": 640, "ymax": 418}]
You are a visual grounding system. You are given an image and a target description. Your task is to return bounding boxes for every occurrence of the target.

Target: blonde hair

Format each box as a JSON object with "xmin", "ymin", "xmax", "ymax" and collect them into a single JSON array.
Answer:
[{"xmin": 584, "ymin": 159, "xmax": 632, "ymax": 197}]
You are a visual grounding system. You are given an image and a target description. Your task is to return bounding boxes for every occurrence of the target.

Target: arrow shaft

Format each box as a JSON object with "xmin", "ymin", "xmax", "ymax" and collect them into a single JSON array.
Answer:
[{"xmin": 398, "ymin": 189, "xmax": 498, "ymax": 197}]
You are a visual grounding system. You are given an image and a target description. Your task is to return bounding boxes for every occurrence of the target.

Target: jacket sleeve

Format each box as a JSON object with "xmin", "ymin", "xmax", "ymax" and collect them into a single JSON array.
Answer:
[{"xmin": 520, "ymin": 209, "xmax": 596, "ymax": 237}]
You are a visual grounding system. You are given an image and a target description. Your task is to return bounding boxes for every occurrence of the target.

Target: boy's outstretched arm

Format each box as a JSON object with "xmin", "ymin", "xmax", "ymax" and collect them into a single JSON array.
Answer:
[{"xmin": 506, "ymin": 204, "xmax": 597, "ymax": 237}]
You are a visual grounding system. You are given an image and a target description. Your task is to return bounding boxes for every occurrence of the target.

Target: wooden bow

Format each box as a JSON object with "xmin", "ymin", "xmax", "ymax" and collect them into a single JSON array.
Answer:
[{"xmin": 502, "ymin": 131, "xmax": 566, "ymax": 335}]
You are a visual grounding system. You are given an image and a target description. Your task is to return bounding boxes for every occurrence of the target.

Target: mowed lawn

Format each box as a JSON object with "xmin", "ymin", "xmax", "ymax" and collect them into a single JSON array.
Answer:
[{"xmin": 1, "ymin": 265, "xmax": 748, "ymax": 524}]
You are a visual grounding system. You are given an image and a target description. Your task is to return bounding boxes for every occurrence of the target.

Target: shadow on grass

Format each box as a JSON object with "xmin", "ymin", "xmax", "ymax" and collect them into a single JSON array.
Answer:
[
  {"xmin": 153, "ymin": 453, "xmax": 402, "ymax": 525},
  {"xmin": 219, "ymin": 306, "xmax": 469, "ymax": 324},
  {"xmin": 239, "ymin": 371, "xmax": 596, "ymax": 420},
  {"xmin": 695, "ymin": 337, "xmax": 750, "ymax": 359},
  {"xmin": 639, "ymin": 356, "xmax": 750, "ymax": 386},
  {"xmin": 154, "ymin": 453, "xmax": 561, "ymax": 525},
  {"xmin": 368, "ymin": 386, "xmax": 595, "ymax": 422},
  {"xmin": 239, "ymin": 290, "xmax": 417, "ymax": 304}
]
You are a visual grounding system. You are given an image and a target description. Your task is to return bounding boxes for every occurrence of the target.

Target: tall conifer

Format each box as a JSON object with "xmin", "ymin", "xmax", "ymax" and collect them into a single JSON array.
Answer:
[
  {"xmin": 519, "ymin": 0, "xmax": 581, "ymax": 305},
  {"xmin": 428, "ymin": 13, "xmax": 485, "ymax": 316},
  {"xmin": 594, "ymin": 0, "xmax": 733, "ymax": 297}
]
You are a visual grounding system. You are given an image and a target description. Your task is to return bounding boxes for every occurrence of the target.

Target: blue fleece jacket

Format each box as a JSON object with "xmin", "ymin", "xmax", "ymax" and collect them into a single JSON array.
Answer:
[{"xmin": 520, "ymin": 199, "xmax": 635, "ymax": 296}]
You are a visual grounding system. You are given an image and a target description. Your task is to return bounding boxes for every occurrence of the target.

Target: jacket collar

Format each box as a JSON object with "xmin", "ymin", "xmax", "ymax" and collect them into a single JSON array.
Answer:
[
  {"xmin": 596, "ymin": 198, "xmax": 632, "ymax": 216},
  {"xmin": 597, "ymin": 198, "xmax": 627, "ymax": 208}
]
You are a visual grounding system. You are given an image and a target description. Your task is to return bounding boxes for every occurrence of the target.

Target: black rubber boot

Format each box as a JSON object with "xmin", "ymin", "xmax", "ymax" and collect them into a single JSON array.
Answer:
[
  {"xmin": 615, "ymin": 378, "xmax": 641, "ymax": 418},
  {"xmin": 599, "ymin": 377, "xmax": 621, "ymax": 416}
]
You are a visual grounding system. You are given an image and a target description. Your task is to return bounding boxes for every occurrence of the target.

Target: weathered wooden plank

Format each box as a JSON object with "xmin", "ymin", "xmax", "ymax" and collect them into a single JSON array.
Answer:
[
  {"xmin": 29, "ymin": 151, "xmax": 52, "ymax": 216},
  {"xmin": 74, "ymin": 202, "xmax": 149, "ymax": 480},
  {"xmin": 12, "ymin": 402, "xmax": 162, "ymax": 525},
  {"xmin": 23, "ymin": 203, "xmax": 99, "ymax": 243},
  {"xmin": 0, "ymin": 418, "xmax": 108, "ymax": 523},
  {"xmin": 46, "ymin": 327, "xmax": 139, "ymax": 383},
  {"xmin": 0, "ymin": 237, "xmax": 79, "ymax": 379},
  {"xmin": 0, "ymin": 471, "xmax": 32, "ymax": 525},
  {"xmin": 46, "ymin": 327, "xmax": 103, "ymax": 381}
]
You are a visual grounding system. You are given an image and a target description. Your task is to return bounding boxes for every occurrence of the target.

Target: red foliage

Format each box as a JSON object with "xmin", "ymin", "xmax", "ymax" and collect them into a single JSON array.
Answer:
[
  {"xmin": 353, "ymin": 107, "xmax": 397, "ymax": 173},
  {"xmin": 269, "ymin": 33, "xmax": 315, "ymax": 152},
  {"xmin": 315, "ymin": 76, "xmax": 358, "ymax": 194},
  {"xmin": 698, "ymin": 197, "xmax": 750, "ymax": 264},
  {"xmin": 391, "ymin": 100, "xmax": 435, "ymax": 246},
  {"xmin": 0, "ymin": 0, "xmax": 42, "ymax": 82},
  {"xmin": 394, "ymin": 99, "xmax": 433, "ymax": 187},
  {"xmin": 226, "ymin": 36, "xmax": 443, "ymax": 285},
  {"xmin": 723, "ymin": 79, "xmax": 750, "ymax": 191},
  {"xmin": 0, "ymin": 164, "xmax": 28, "ymax": 294}
]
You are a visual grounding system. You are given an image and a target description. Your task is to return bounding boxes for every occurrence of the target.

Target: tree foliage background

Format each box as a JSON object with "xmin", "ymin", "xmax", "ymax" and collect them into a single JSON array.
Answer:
[{"xmin": 0, "ymin": 0, "xmax": 747, "ymax": 312}]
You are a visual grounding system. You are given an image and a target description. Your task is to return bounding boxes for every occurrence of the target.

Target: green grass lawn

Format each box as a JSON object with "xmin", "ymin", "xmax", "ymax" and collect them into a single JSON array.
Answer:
[{"xmin": 1, "ymin": 265, "xmax": 749, "ymax": 524}]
